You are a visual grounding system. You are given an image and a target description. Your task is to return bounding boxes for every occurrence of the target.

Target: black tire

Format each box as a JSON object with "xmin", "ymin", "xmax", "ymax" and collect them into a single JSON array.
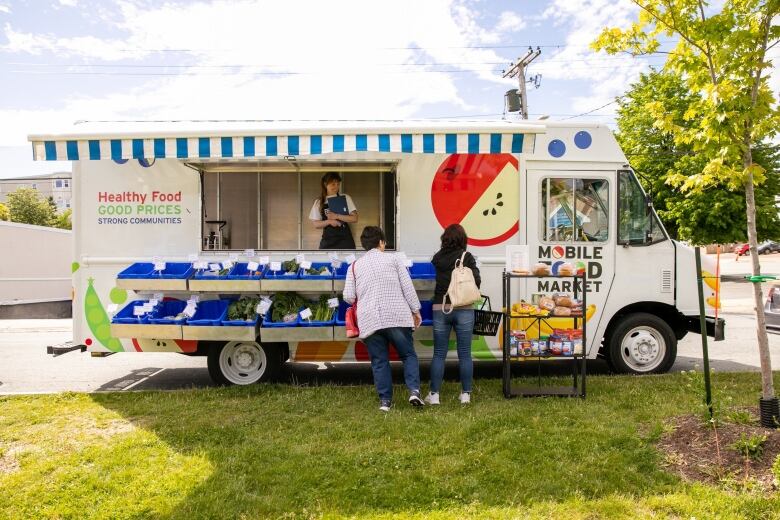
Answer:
[
  {"xmin": 207, "ymin": 341, "xmax": 286, "ymax": 386},
  {"xmin": 606, "ymin": 313, "xmax": 677, "ymax": 374}
]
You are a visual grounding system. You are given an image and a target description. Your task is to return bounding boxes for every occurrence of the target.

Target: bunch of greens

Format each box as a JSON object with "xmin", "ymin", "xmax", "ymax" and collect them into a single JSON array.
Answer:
[
  {"xmin": 310, "ymin": 294, "xmax": 335, "ymax": 322},
  {"xmin": 227, "ymin": 296, "xmax": 260, "ymax": 322},
  {"xmin": 271, "ymin": 292, "xmax": 306, "ymax": 323},
  {"xmin": 281, "ymin": 260, "xmax": 299, "ymax": 274},
  {"xmin": 306, "ymin": 265, "xmax": 330, "ymax": 276}
]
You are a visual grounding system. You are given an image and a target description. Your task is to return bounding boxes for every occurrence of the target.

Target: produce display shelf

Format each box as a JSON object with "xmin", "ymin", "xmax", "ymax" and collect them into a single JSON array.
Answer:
[
  {"xmin": 110, "ymin": 323, "xmax": 183, "ymax": 340},
  {"xmin": 188, "ymin": 279, "xmax": 263, "ymax": 292},
  {"xmin": 116, "ymin": 278, "xmax": 189, "ymax": 291},
  {"xmin": 183, "ymin": 323, "xmax": 258, "ymax": 341},
  {"xmin": 260, "ymin": 326, "xmax": 334, "ymax": 342}
]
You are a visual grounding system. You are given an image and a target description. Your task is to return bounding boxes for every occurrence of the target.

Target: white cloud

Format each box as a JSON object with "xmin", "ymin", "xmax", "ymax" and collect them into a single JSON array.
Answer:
[
  {"xmin": 57, "ymin": 0, "xmax": 79, "ymax": 7},
  {"xmin": 2, "ymin": 0, "xmax": 520, "ymax": 145},
  {"xmin": 496, "ymin": 11, "xmax": 525, "ymax": 33},
  {"xmin": 0, "ymin": 3, "xmax": 10, "ymax": 14}
]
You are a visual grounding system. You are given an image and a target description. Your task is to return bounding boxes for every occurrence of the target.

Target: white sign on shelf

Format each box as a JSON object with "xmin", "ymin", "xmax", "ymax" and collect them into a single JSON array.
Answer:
[
  {"xmin": 257, "ymin": 300, "xmax": 271, "ymax": 316},
  {"xmin": 505, "ymin": 245, "xmax": 530, "ymax": 273},
  {"xmin": 183, "ymin": 304, "xmax": 197, "ymax": 318},
  {"xmin": 345, "ymin": 254, "xmax": 356, "ymax": 264},
  {"xmin": 187, "ymin": 295, "xmax": 200, "ymax": 303},
  {"xmin": 258, "ymin": 256, "xmax": 270, "ymax": 265},
  {"xmin": 153, "ymin": 292, "xmax": 164, "ymax": 301},
  {"xmin": 300, "ymin": 260, "xmax": 312, "ymax": 270},
  {"xmin": 194, "ymin": 261, "xmax": 208, "ymax": 270},
  {"xmin": 270, "ymin": 261, "xmax": 282, "ymax": 272},
  {"xmin": 299, "ymin": 308, "xmax": 312, "ymax": 320},
  {"xmin": 208, "ymin": 263, "xmax": 221, "ymax": 271},
  {"xmin": 153, "ymin": 261, "xmax": 166, "ymax": 271},
  {"xmin": 244, "ymin": 249, "xmax": 255, "ymax": 257},
  {"xmin": 222, "ymin": 260, "xmax": 234, "ymax": 270},
  {"xmin": 133, "ymin": 306, "xmax": 147, "ymax": 316},
  {"xmin": 247, "ymin": 261, "xmax": 260, "ymax": 272},
  {"xmin": 295, "ymin": 253, "xmax": 306, "ymax": 264},
  {"xmin": 327, "ymin": 297, "xmax": 339, "ymax": 308},
  {"xmin": 148, "ymin": 299, "xmax": 159, "ymax": 307}
]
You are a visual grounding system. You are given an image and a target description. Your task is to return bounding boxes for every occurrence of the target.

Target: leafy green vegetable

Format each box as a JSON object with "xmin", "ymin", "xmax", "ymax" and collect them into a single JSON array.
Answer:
[
  {"xmin": 309, "ymin": 294, "xmax": 335, "ymax": 322},
  {"xmin": 281, "ymin": 260, "xmax": 299, "ymax": 274},
  {"xmin": 227, "ymin": 296, "xmax": 260, "ymax": 322},
  {"xmin": 271, "ymin": 292, "xmax": 306, "ymax": 322},
  {"xmin": 305, "ymin": 266, "xmax": 330, "ymax": 276}
]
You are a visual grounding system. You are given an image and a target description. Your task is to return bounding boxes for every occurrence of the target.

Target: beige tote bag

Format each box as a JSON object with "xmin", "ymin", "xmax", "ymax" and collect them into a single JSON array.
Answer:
[{"xmin": 442, "ymin": 252, "xmax": 481, "ymax": 314}]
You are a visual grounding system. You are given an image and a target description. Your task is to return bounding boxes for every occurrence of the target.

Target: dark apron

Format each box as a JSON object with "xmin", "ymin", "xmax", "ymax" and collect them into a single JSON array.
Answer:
[{"xmin": 319, "ymin": 196, "xmax": 356, "ymax": 249}]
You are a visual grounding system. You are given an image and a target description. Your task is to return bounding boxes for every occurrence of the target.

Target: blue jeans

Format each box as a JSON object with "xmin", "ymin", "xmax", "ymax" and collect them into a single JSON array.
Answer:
[
  {"xmin": 364, "ymin": 327, "xmax": 420, "ymax": 401},
  {"xmin": 431, "ymin": 309, "xmax": 474, "ymax": 393}
]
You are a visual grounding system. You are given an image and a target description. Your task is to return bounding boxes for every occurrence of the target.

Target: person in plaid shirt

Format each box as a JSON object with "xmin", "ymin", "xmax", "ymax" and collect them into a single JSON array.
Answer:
[{"xmin": 343, "ymin": 226, "xmax": 424, "ymax": 411}]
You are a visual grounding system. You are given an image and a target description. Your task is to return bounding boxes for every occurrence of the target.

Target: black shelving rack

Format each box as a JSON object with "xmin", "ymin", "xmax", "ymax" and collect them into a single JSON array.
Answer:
[{"xmin": 502, "ymin": 271, "xmax": 587, "ymax": 398}]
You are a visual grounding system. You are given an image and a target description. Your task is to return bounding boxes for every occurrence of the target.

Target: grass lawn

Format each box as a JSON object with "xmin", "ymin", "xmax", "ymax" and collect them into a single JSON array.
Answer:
[{"xmin": 1, "ymin": 371, "xmax": 780, "ymax": 519}]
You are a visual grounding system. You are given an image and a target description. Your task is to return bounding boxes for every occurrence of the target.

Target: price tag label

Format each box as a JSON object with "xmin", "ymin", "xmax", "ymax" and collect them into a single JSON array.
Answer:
[
  {"xmin": 258, "ymin": 256, "xmax": 269, "ymax": 265},
  {"xmin": 153, "ymin": 261, "xmax": 166, "ymax": 271},
  {"xmin": 270, "ymin": 261, "xmax": 282, "ymax": 272},
  {"xmin": 295, "ymin": 254, "xmax": 306, "ymax": 264},
  {"xmin": 153, "ymin": 292, "xmax": 164, "ymax": 300},
  {"xmin": 148, "ymin": 299, "xmax": 159, "ymax": 306},
  {"xmin": 141, "ymin": 303, "xmax": 155, "ymax": 311},
  {"xmin": 331, "ymin": 259, "xmax": 343, "ymax": 268},
  {"xmin": 183, "ymin": 304, "xmax": 196, "ymax": 318},
  {"xmin": 300, "ymin": 260, "xmax": 312, "ymax": 269},
  {"xmin": 188, "ymin": 295, "xmax": 200, "ymax": 303},
  {"xmin": 345, "ymin": 254, "xmax": 356, "ymax": 264},
  {"xmin": 244, "ymin": 249, "xmax": 255, "ymax": 257},
  {"xmin": 299, "ymin": 308, "xmax": 312, "ymax": 320},
  {"xmin": 188, "ymin": 253, "xmax": 199, "ymax": 262},
  {"xmin": 327, "ymin": 297, "xmax": 339, "ymax": 308},
  {"xmin": 222, "ymin": 260, "xmax": 234, "ymax": 270},
  {"xmin": 194, "ymin": 261, "xmax": 208, "ymax": 270},
  {"xmin": 247, "ymin": 261, "xmax": 260, "ymax": 272},
  {"xmin": 261, "ymin": 295, "xmax": 272, "ymax": 303},
  {"xmin": 208, "ymin": 263, "xmax": 221, "ymax": 271},
  {"xmin": 256, "ymin": 300, "xmax": 271, "ymax": 316},
  {"xmin": 133, "ymin": 306, "xmax": 146, "ymax": 316},
  {"xmin": 107, "ymin": 303, "xmax": 118, "ymax": 314}
]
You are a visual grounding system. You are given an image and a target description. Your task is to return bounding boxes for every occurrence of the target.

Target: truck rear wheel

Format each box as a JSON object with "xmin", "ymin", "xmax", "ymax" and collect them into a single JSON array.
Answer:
[
  {"xmin": 207, "ymin": 340, "xmax": 285, "ymax": 385},
  {"xmin": 606, "ymin": 313, "xmax": 676, "ymax": 374}
]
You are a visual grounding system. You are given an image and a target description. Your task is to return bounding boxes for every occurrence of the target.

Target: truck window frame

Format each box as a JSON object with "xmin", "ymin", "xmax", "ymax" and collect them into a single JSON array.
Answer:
[
  {"xmin": 617, "ymin": 169, "xmax": 668, "ymax": 247},
  {"xmin": 539, "ymin": 175, "xmax": 610, "ymax": 245}
]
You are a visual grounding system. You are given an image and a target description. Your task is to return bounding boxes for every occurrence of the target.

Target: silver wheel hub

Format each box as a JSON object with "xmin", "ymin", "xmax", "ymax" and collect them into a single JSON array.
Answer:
[
  {"xmin": 219, "ymin": 341, "xmax": 267, "ymax": 385},
  {"xmin": 621, "ymin": 327, "xmax": 665, "ymax": 372}
]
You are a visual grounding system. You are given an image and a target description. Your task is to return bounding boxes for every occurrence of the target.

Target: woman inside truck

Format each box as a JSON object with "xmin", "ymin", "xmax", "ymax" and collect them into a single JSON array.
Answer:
[{"xmin": 309, "ymin": 172, "xmax": 359, "ymax": 249}]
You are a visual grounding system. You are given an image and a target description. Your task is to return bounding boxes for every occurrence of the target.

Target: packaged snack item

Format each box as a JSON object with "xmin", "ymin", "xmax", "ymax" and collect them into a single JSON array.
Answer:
[
  {"xmin": 553, "ymin": 293, "xmax": 574, "ymax": 307},
  {"xmin": 562, "ymin": 337, "xmax": 573, "ymax": 356},
  {"xmin": 539, "ymin": 335, "xmax": 549, "ymax": 355},
  {"xmin": 553, "ymin": 306, "xmax": 572, "ymax": 317},
  {"xmin": 549, "ymin": 333, "xmax": 563, "ymax": 355},
  {"xmin": 532, "ymin": 262, "xmax": 551, "ymax": 276},
  {"xmin": 521, "ymin": 340, "xmax": 533, "ymax": 357},
  {"xmin": 530, "ymin": 339, "xmax": 540, "ymax": 355},
  {"xmin": 538, "ymin": 296, "xmax": 555, "ymax": 311}
]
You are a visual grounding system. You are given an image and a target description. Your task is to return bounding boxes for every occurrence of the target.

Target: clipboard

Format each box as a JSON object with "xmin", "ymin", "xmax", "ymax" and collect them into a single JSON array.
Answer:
[{"xmin": 326, "ymin": 195, "xmax": 350, "ymax": 215}]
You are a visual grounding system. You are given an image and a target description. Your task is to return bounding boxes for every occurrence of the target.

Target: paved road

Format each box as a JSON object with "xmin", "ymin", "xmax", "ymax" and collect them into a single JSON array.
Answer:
[{"xmin": 1, "ymin": 252, "xmax": 778, "ymax": 394}]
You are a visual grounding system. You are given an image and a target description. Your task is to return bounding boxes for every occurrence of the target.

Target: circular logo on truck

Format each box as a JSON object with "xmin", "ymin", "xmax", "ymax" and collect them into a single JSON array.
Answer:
[{"xmin": 431, "ymin": 154, "xmax": 519, "ymax": 246}]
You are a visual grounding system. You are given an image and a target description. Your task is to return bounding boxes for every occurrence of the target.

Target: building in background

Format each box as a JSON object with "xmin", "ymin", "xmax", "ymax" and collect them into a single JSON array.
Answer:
[{"xmin": 0, "ymin": 171, "xmax": 72, "ymax": 211}]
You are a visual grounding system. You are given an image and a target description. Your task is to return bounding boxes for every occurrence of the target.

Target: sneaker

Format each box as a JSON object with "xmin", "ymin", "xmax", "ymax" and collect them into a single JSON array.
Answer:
[
  {"xmin": 424, "ymin": 392, "xmax": 440, "ymax": 405},
  {"xmin": 409, "ymin": 390, "xmax": 424, "ymax": 407},
  {"xmin": 379, "ymin": 400, "xmax": 392, "ymax": 412},
  {"xmin": 459, "ymin": 392, "xmax": 471, "ymax": 404}
]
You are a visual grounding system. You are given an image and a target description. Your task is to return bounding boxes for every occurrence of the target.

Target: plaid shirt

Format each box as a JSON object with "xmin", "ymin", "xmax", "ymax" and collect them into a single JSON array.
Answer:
[{"xmin": 342, "ymin": 249, "xmax": 421, "ymax": 338}]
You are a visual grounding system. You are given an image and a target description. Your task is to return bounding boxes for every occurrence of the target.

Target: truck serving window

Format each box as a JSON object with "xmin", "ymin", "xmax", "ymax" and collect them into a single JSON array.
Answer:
[
  {"xmin": 617, "ymin": 170, "xmax": 666, "ymax": 245},
  {"xmin": 541, "ymin": 177, "xmax": 609, "ymax": 243},
  {"xmin": 200, "ymin": 164, "xmax": 396, "ymax": 251}
]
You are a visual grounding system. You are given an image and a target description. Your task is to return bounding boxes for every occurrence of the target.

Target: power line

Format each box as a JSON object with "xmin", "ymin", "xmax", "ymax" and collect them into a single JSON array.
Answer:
[{"xmin": 561, "ymin": 100, "xmax": 619, "ymax": 120}]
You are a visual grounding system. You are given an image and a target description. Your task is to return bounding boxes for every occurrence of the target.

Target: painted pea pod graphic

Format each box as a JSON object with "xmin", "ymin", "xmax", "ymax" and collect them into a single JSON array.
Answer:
[{"xmin": 85, "ymin": 278, "xmax": 124, "ymax": 352}]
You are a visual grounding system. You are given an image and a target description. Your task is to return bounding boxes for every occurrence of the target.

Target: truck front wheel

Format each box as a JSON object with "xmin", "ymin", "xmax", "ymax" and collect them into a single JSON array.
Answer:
[
  {"xmin": 606, "ymin": 313, "xmax": 677, "ymax": 374},
  {"xmin": 207, "ymin": 340, "xmax": 285, "ymax": 385}
]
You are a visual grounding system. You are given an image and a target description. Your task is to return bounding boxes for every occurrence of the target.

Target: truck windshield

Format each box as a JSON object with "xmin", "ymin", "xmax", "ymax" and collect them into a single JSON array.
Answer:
[
  {"xmin": 541, "ymin": 177, "xmax": 609, "ymax": 243},
  {"xmin": 618, "ymin": 170, "xmax": 667, "ymax": 245}
]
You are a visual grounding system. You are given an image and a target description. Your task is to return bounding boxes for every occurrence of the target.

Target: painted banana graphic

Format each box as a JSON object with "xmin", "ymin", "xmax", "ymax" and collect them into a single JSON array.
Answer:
[{"xmin": 701, "ymin": 270, "xmax": 721, "ymax": 309}]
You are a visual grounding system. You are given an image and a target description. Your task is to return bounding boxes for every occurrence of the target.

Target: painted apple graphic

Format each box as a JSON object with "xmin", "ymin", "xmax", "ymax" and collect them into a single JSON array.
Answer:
[{"xmin": 431, "ymin": 154, "xmax": 519, "ymax": 246}]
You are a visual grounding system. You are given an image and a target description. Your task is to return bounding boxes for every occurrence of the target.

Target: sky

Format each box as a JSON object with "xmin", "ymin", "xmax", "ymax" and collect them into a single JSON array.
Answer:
[{"xmin": 0, "ymin": 0, "xmax": 775, "ymax": 179}]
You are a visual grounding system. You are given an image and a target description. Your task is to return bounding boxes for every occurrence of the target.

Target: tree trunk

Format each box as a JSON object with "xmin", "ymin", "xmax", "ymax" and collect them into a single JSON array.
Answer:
[{"xmin": 744, "ymin": 154, "xmax": 774, "ymax": 399}]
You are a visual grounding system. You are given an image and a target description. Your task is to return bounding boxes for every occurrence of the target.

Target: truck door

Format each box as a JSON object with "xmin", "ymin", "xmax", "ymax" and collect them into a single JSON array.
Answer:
[{"xmin": 526, "ymin": 171, "xmax": 614, "ymax": 356}]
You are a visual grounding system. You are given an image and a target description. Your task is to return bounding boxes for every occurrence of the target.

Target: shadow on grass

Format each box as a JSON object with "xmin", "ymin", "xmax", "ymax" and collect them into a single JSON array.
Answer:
[{"xmin": 90, "ymin": 367, "xmax": 694, "ymax": 518}]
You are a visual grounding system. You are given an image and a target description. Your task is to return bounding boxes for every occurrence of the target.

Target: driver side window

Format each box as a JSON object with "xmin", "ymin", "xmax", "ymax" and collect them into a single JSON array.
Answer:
[{"xmin": 541, "ymin": 177, "xmax": 609, "ymax": 243}]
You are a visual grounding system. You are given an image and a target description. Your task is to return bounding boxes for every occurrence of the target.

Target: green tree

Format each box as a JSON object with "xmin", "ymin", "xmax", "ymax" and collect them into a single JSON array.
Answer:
[
  {"xmin": 0, "ymin": 203, "xmax": 9, "ymax": 221},
  {"xmin": 594, "ymin": 0, "xmax": 780, "ymax": 400},
  {"xmin": 615, "ymin": 70, "xmax": 780, "ymax": 244},
  {"xmin": 52, "ymin": 208, "xmax": 72, "ymax": 230},
  {"xmin": 6, "ymin": 187, "xmax": 56, "ymax": 227}
]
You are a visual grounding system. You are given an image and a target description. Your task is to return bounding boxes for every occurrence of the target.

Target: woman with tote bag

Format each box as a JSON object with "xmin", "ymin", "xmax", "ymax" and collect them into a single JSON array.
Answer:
[{"xmin": 426, "ymin": 224, "xmax": 481, "ymax": 405}]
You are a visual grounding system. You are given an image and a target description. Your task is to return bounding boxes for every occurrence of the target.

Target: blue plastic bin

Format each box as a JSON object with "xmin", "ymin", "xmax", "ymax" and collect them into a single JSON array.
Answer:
[
  {"xmin": 155, "ymin": 262, "xmax": 194, "ymax": 279},
  {"xmin": 263, "ymin": 265, "xmax": 300, "ymax": 279},
  {"xmin": 186, "ymin": 300, "xmax": 229, "ymax": 326},
  {"xmin": 409, "ymin": 262, "xmax": 436, "ymax": 279},
  {"xmin": 334, "ymin": 263, "xmax": 351, "ymax": 280},
  {"xmin": 420, "ymin": 300, "xmax": 433, "ymax": 325},
  {"xmin": 262, "ymin": 304, "xmax": 300, "ymax": 328},
  {"xmin": 222, "ymin": 299, "xmax": 260, "ymax": 326},
  {"xmin": 298, "ymin": 302, "xmax": 336, "ymax": 326},
  {"xmin": 192, "ymin": 262, "xmax": 232, "ymax": 280},
  {"xmin": 112, "ymin": 300, "xmax": 157, "ymax": 324},
  {"xmin": 117, "ymin": 263, "xmax": 155, "ymax": 279},
  {"xmin": 147, "ymin": 300, "xmax": 188, "ymax": 324},
  {"xmin": 227, "ymin": 262, "xmax": 266, "ymax": 280},
  {"xmin": 334, "ymin": 300, "xmax": 351, "ymax": 326},
  {"xmin": 299, "ymin": 262, "xmax": 335, "ymax": 280}
]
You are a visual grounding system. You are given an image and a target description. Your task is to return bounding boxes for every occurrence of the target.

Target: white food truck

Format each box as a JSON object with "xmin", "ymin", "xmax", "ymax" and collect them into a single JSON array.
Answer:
[{"xmin": 29, "ymin": 120, "xmax": 720, "ymax": 385}]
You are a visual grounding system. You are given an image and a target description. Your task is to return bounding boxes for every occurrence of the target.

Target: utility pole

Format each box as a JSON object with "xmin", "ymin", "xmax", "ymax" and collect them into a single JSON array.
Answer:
[{"xmin": 502, "ymin": 47, "xmax": 541, "ymax": 119}]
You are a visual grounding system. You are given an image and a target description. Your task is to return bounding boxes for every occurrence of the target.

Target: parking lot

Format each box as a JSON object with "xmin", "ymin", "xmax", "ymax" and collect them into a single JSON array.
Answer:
[{"xmin": 1, "ymin": 252, "xmax": 779, "ymax": 394}]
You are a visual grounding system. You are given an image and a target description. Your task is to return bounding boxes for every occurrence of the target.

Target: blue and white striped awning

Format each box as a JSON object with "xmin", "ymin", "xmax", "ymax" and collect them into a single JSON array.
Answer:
[{"xmin": 31, "ymin": 132, "xmax": 527, "ymax": 161}]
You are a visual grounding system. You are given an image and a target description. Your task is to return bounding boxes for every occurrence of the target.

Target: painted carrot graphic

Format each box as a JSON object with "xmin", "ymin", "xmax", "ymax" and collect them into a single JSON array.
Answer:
[{"xmin": 85, "ymin": 277, "xmax": 123, "ymax": 352}]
